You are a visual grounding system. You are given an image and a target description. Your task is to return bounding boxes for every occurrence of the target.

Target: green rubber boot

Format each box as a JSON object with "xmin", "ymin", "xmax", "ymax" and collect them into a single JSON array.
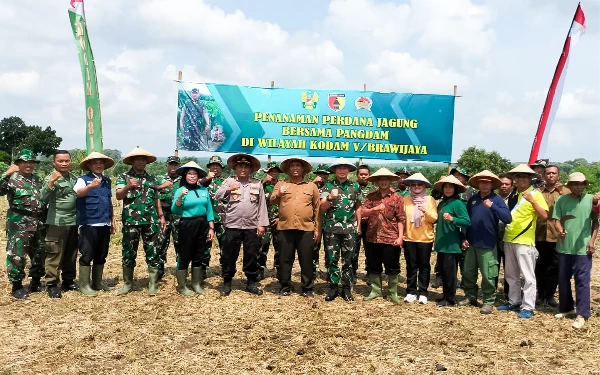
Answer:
[
  {"xmin": 78, "ymin": 266, "xmax": 97, "ymax": 296},
  {"xmin": 147, "ymin": 266, "xmax": 159, "ymax": 296},
  {"xmin": 176, "ymin": 269, "xmax": 195, "ymax": 296},
  {"xmin": 92, "ymin": 264, "xmax": 115, "ymax": 291},
  {"xmin": 191, "ymin": 267, "xmax": 205, "ymax": 294},
  {"xmin": 388, "ymin": 274, "xmax": 401, "ymax": 304},
  {"xmin": 363, "ymin": 273, "xmax": 383, "ymax": 301},
  {"xmin": 118, "ymin": 266, "xmax": 134, "ymax": 295}
]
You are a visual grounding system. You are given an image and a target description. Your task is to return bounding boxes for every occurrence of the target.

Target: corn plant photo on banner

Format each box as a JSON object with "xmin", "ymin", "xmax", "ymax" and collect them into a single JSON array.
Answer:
[{"xmin": 176, "ymin": 83, "xmax": 455, "ymax": 162}]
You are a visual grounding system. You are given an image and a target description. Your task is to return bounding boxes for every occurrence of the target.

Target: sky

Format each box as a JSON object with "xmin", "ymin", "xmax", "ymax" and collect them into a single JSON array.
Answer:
[{"xmin": 0, "ymin": 0, "xmax": 598, "ymax": 164}]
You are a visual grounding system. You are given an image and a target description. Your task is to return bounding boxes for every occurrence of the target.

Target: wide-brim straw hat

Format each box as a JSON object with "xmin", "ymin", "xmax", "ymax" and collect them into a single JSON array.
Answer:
[
  {"xmin": 226, "ymin": 153, "xmax": 261, "ymax": 172},
  {"xmin": 328, "ymin": 158, "xmax": 356, "ymax": 173},
  {"xmin": 566, "ymin": 172, "xmax": 588, "ymax": 186},
  {"xmin": 122, "ymin": 147, "xmax": 157, "ymax": 165},
  {"xmin": 507, "ymin": 164, "xmax": 537, "ymax": 176},
  {"xmin": 404, "ymin": 172, "xmax": 431, "ymax": 188},
  {"xmin": 469, "ymin": 170, "xmax": 502, "ymax": 190},
  {"xmin": 176, "ymin": 161, "xmax": 207, "ymax": 178},
  {"xmin": 80, "ymin": 152, "xmax": 115, "ymax": 170},
  {"xmin": 280, "ymin": 157, "xmax": 312, "ymax": 175},
  {"xmin": 433, "ymin": 175, "xmax": 467, "ymax": 193},
  {"xmin": 367, "ymin": 167, "xmax": 400, "ymax": 182}
]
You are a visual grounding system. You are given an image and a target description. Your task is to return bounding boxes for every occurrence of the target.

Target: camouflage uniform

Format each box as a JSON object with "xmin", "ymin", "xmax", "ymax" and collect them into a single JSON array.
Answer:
[
  {"xmin": 116, "ymin": 169, "xmax": 162, "ymax": 268},
  {"xmin": 0, "ymin": 172, "xmax": 46, "ymax": 283},
  {"xmin": 311, "ymin": 164, "xmax": 330, "ymax": 277},
  {"xmin": 353, "ymin": 182, "xmax": 374, "ymax": 275},
  {"xmin": 157, "ymin": 173, "xmax": 181, "ymax": 265},
  {"xmin": 204, "ymin": 175, "xmax": 226, "ymax": 267},
  {"xmin": 258, "ymin": 179, "xmax": 280, "ymax": 274},
  {"xmin": 321, "ymin": 179, "xmax": 360, "ymax": 287},
  {"xmin": 181, "ymin": 95, "xmax": 209, "ymax": 151}
]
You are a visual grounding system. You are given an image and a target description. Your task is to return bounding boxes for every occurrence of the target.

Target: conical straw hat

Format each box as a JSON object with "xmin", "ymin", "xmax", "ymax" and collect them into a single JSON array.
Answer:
[
  {"xmin": 122, "ymin": 147, "xmax": 157, "ymax": 165},
  {"xmin": 328, "ymin": 157, "xmax": 357, "ymax": 173},
  {"xmin": 280, "ymin": 157, "xmax": 312, "ymax": 175},
  {"xmin": 80, "ymin": 152, "xmax": 115, "ymax": 170},
  {"xmin": 433, "ymin": 175, "xmax": 467, "ymax": 193},
  {"xmin": 226, "ymin": 153, "xmax": 261, "ymax": 172},
  {"xmin": 176, "ymin": 161, "xmax": 207, "ymax": 178},
  {"xmin": 469, "ymin": 170, "xmax": 502, "ymax": 190},
  {"xmin": 404, "ymin": 172, "xmax": 431, "ymax": 187},
  {"xmin": 367, "ymin": 167, "xmax": 400, "ymax": 182},
  {"xmin": 507, "ymin": 164, "xmax": 536, "ymax": 176}
]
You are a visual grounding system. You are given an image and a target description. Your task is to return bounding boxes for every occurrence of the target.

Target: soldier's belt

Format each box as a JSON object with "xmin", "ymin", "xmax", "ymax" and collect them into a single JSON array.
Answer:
[{"xmin": 9, "ymin": 208, "xmax": 43, "ymax": 219}]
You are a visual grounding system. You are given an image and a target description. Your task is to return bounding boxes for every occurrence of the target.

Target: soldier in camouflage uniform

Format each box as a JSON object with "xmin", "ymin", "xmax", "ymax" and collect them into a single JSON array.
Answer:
[
  {"xmin": 156, "ymin": 156, "xmax": 182, "ymax": 280},
  {"xmin": 320, "ymin": 158, "xmax": 361, "ymax": 302},
  {"xmin": 116, "ymin": 147, "xmax": 167, "ymax": 296},
  {"xmin": 395, "ymin": 167, "xmax": 410, "ymax": 197},
  {"xmin": 311, "ymin": 164, "xmax": 331, "ymax": 280},
  {"xmin": 179, "ymin": 88, "xmax": 211, "ymax": 151},
  {"xmin": 0, "ymin": 149, "xmax": 46, "ymax": 299},
  {"xmin": 199, "ymin": 155, "xmax": 227, "ymax": 281},
  {"xmin": 258, "ymin": 161, "xmax": 282, "ymax": 281},
  {"xmin": 354, "ymin": 165, "xmax": 374, "ymax": 279}
]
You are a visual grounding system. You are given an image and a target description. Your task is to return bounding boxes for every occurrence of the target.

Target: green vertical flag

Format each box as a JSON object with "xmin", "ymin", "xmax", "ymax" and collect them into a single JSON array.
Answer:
[{"xmin": 68, "ymin": 0, "xmax": 103, "ymax": 153}]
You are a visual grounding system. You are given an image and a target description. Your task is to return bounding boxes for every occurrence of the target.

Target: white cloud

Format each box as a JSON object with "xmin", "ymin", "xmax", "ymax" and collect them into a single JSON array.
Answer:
[
  {"xmin": 556, "ymin": 89, "xmax": 600, "ymax": 120},
  {"xmin": 0, "ymin": 71, "xmax": 40, "ymax": 95},
  {"xmin": 481, "ymin": 108, "xmax": 533, "ymax": 135},
  {"xmin": 106, "ymin": 49, "xmax": 164, "ymax": 72}
]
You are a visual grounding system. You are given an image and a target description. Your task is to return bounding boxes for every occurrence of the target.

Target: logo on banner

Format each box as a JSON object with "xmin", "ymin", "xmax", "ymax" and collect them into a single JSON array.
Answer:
[
  {"xmin": 355, "ymin": 96, "xmax": 372, "ymax": 111},
  {"xmin": 328, "ymin": 94, "xmax": 346, "ymax": 112},
  {"xmin": 301, "ymin": 91, "xmax": 319, "ymax": 110}
]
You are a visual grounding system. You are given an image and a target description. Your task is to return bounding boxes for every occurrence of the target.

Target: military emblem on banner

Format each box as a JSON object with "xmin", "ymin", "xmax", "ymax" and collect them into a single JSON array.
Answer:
[
  {"xmin": 301, "ymin": 91, "xmax": 319, "ymax": 110},
  {"xmin": 328, "ymin": 93, "xmax": 346, "ymax": 112},
  {"xmin": 355, "ymin": 96, "xmax": 372, "ymax": 111}
]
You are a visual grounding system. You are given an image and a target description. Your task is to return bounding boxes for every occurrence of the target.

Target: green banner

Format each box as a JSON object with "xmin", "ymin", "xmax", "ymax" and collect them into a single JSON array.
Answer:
[{"xmin": 68, "ymin": 1, "xmax": 103, "ymax": 153}]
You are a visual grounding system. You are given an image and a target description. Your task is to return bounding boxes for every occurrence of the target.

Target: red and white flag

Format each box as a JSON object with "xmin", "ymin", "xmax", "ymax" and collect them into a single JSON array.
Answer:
[{"xmin": 528, "ymin": 3, "xmax": 586, "ymax": 164}]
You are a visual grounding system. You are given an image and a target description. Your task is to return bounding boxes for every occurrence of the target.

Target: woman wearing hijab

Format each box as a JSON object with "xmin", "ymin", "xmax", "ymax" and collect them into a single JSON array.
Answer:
[
  {"xmin": 171, "ymin": 161, "xmax": 214, "ymax": 296},
  {"xmin": 402, "ymin": 173, "xmax": 438, "ymax": 304},
  {"xmin": 432, "ymin": 175, "xmax": 471, "ymax": 307}
]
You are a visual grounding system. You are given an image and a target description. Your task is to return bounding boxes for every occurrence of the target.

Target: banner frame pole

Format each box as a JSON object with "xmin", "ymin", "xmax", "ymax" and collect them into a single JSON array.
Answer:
[
  {"xmin": 175, "ymin": 70, "xmax": 183, "ymax": 157},
  {"xmin": 267, "ymin": 80, "xmax": 275, "ymax": 164},
  {"xmin": 448, "ymin": 85, "xmax": 459, "ymax": 174},
  {"xmin": 358, "ymin": 83, "xmax": 367, "ymax": 166}
]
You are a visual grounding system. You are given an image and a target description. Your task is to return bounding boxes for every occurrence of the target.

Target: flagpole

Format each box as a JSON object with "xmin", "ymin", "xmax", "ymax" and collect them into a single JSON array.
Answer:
[{"xmin": 175, "ymin": 70, "xmax": 182, "ymax": 157}]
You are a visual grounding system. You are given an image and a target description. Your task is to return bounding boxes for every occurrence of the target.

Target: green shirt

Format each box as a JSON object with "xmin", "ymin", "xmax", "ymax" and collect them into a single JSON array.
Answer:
[
  {"xmin": 263, "ymin": 182, "xmax": 279, "ymax": 223},
  {"xmin": 552, "ymin": 194, "xmax": 595, "ymax": 256},
  {"xmin": 116, "ymin": 169, "xmax": 159, "ymax": 225},
  {"xmin": 320, "ymin": 179, "xmax": 360, "ymax": 235},
  {"xmin": 157, "ymin": 174, "xmax": 181, "ymax": 213},
  {"xmin": 434, "ymin": 197, "xmax": 471, "ymax": 254},
  {"xmin": 207, "ymin": 176, "xmax": 225, "ymax": 224},
  {"xmin": 41, "ymin": 173, "xmax": 77, "ymax": 226},
  {"xmin": 0, "ymin": 172, "xmax": 45, "ymax": 231},
  {"xmin": 357, "ymin": 182, "xmax": 374, "ymax": 203}
]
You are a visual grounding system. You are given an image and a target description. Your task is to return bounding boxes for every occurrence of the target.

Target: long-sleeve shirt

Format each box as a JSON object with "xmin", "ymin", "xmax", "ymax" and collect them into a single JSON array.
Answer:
[
  {"xmin": 403, "ymin": 195, "xmax": 438, "ymax": 243},
  {"xmin": 362, "ymin": 189, "xmax": 405, "ymax": 245},
  {"xmin": 467, "ymin": 192, "xmax": 512, "ymax": 249},
  {"xmin": 41, "ymin": 173, "xmax": 78, "ymax": 226},
  {"xmin": 535, "ymin": 185, "xmax": 570, "ymax": 242},
  {"xmin": 271, "ymin": 179, "xmax": 320, "ymax": 231},
  {"xmin": 435, "ymin": 197, "xmax": 471, "ymax": 253},
  {"xmin": 215, "ymin": 177, "xmax": 269, "ymax": 229},
  {"xmin": 171, "ymin": 186, "xmax": 214, "ymax": 220},
  {"xmin": 0, "ymin": 172, "xmax": 45, "ymax": 231}
]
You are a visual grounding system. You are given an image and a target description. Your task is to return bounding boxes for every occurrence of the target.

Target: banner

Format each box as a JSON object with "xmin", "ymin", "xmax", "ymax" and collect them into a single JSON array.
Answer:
[
  {"xmin": 177, "ymin": 83, "xmax": 455, "ymax": 162},
  {"xmin": 68, "ymin": 0, "xmax": 103, "ymax": 153}
]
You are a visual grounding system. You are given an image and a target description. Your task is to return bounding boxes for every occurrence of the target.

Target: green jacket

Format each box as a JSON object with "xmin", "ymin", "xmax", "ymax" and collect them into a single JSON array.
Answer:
[
  {"xmin": 434, "ymin": 197, "xmax": 471, "ymax": 254},
  {"xmin": 41, "ymin": 173, "xmax": 78, "ymax": 226}
]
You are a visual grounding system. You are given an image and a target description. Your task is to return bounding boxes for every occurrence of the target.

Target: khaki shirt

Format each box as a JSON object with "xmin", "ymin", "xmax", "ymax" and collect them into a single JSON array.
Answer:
[
  {"xmin": 215, "ymin": 177, "xmax": 269, "ymax": 229},
  {"xmin": 535, "ymin": 185, "xmax": 570, "ymax": 242},
  {"xmin": 271, "ymin": 179, "xmax": 320, "ymax": 232}
]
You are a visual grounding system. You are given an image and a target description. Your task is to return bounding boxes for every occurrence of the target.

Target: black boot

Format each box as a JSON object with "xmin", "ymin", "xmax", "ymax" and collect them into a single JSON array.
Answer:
[
  {"xmin": 246, "ymin": 281, "xmax": 263, "ymax": 296},
  {"xmin": 221, "ymin": 280, "xmax": 232, "ymax": 297},
  {"xmin": 257, "ymin": 269, "xmax": 265, "ymax": 282},
  {"xmin": 11, "ymin": 282, "xmax": 28, "ymax": 299},
  {"xmin": 29, "ymin": 278, "xmax": 43, "ymax": 293},
  {"xmin": 157, "ymin": 264, "xmax": 165, "ymax": 281},
  {"xmin": 62, "ymin": 279, "xmax": 79, "ymax": 292},
  {"xmin": 47, "ymin": 284, "xmax": 62, "ymax": 299},
  {"xmin": 431, "ymin": 274, "xmax": 442, "ymax": 289},
  {"xmin": 342, "ymin": 286, "xmax": 354, "ymax": 302},
  {"xmin": 325, "ymin": 286, "xmax": 339, "ymax": 301}
]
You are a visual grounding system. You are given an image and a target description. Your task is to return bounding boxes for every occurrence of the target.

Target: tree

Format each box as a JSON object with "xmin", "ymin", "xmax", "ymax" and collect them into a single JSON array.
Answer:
[
  {"xmin": 0, "ymin": 117, "xmax": 29, "ymax": 154},
  {"xmin": 0, "ymin": 116, "xmax": 62, "ymax": 159},
  {"xmin": 19, "ymin": 125, "xmax": 62, "ymax": 157},
  {"xmin": 103, "ymin": 149, "xmax": 122, "ymax": 161},
  {"xmin": 456, "ymin": 146, "xmax": 513, "ymax": 176}
]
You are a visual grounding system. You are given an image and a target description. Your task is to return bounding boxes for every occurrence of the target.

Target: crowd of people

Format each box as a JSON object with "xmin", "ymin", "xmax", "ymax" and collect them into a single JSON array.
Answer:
[{"xmin": 2, "ymin": 148, "xmax": 599, "ymax": 328}]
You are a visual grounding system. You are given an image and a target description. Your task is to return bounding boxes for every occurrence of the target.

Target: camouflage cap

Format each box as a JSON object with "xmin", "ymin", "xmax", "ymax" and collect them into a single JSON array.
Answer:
[
  {"xmin": 395, "ymin": 166, "xmax": 410, "ymax": 176},
  {"xmin": 450, "ymin": 167, "xmax": 470, "ymax": 179},
  {"xmin": 207, "ymin": 155, "xmax": 224, "ymax": 168},
  {"xmin": 529, "ymin": 159, "xmax": 548, "ymax": 168},
  {"xmin": 191, "ymin": 88, "xmax": 199, "ymax": 94},
  {"xmin": 263, "ymin": 161, "xmax": 282, "ymax": 173},
  {"xmin": 14, "ymin": 149, "xmax": 39, "ymax": 163},
  {"xmin": 314, "ymin": 163, "xmax": 331, "ymax": 174},
  {"xmin": 166, "ymin": 156, "xmax": 181, "ymax": 164}
]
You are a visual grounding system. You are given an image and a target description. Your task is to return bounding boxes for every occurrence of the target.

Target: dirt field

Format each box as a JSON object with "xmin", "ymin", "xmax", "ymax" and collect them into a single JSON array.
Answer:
[{"xmin": 0, "ymin": 202, "xmax": 598, "ymax": 374}]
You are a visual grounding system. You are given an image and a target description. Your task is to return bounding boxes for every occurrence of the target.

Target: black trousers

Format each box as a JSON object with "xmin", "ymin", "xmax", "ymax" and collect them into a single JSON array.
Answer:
[
  {"xmin": 365, "ymin": 242, "xmax": 400, "ymax": 275},
  {"xmin": 495, "ymin": 240, "xmax": 509, "ymax": 298},
  {"xmin": 438, "ymin": 252, "xmax": 460, "ymax": 304},
  {"xmin": 178, "ymin": 216, "xmax": 208, "ymax": 270},
  {"xmin": 78, "ymin": 226, "xmax": 111, "ymax": 267},
  {"xmin": 404, "ymin": 241, "xmax": 433, "ymax": 296},
  {"xmin": 535, "ymin": 241, "xmax": 559, "ymax": 301},
  {"xmin": 221, "ymin": 228, "xmax": 261, "ymax": 282},
  {"xmin": 278, "ymin": 230, "xmax": 314, "ymax": 292},
  {"xmin": 352, "ymin": 221, "xmax": 369, "ymax": 273}
]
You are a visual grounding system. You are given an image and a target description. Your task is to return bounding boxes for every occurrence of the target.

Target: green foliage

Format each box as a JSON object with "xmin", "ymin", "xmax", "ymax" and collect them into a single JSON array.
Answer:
[
  {"xmin": 0, "ymin": 116, "xmax": 62, "ymax": 160},
  {"xmin": 456, "ymin": 146, "xmax": 513, "ymax": 176}
]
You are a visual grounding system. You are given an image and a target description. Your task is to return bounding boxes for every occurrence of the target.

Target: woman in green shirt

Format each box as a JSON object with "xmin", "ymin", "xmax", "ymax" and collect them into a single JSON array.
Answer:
[{"xmin": 433, "ymin": 175, "xmax": 471, "ymax": 307}]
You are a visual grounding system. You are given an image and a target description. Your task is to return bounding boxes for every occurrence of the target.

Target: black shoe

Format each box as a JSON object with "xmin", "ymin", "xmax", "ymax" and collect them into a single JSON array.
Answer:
[
  {"xmin": 246, "ymin": 283, "xmax": 263, "ymax": 296},
  {"xmin": 11, "ymin": 282, "xmax": 28, "ymax": 299},
  {"xmin": 61, "ymin": 280, "xmax": 79, "ymax": 292},
  {"xmin": 325, "ymin": 287, "xmax": 339, "ymax": 301},
  {"xmin": 47, "ymin": 285, "xmax": 62, "ymax": 299},
  {"xmin": 257, "ymin": 269, "xmax": 265, "ymax": 282},
  {"xmin": 277, "ymin": 288, "xmax": 291, "ymax": 297},
  {"xmin": 437, "ymin": 300, "xmax": 454, "ymax": 307},
  {"xmin": 342, "ymin": 287, "xmax": 354, "ymax": 302},
  {"xmin": 431, "ymin": 275, "xmax": 442, "ymax": 289},
  {"xmin": 221, "ymin": 281, "xmax": 232, "ymax": 297},
  {"xmin": 29, "ymin": 279, "xmax": 43, "ymax": 293},
  {"xmin": 546, "ymin": 297, "xmax": 559, "ymax": 308},
  {"xmin": 302, "ymin": 290, "xmax": 314, "ymax": 299}
]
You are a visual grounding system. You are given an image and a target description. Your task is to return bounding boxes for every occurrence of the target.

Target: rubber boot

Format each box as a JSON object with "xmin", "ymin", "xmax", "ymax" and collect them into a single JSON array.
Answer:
[
  {"xmin": 363, "ymin": 273, "xmax": 383, "ymax": 301},
  {"xmin": 147, "ymin": 266, "xmax": 159, "ymax": 296},
  {"xmin": 176, "ymin": 269, "xmax": 195, "ymax": 296},
  {"xmin": 199, "ymin": 266, "xmax": 207, "ymax": 284},
  {"xmin": 388, "ymin": 274, "xmax": 401, "ymax": 304},
  {"xmin": 118, "ymin": 266, "xmax": 134, "ymax": 295},
  {"xmin": 92, "ymin": 264, "xmax": 115, "ymax": 291},
  {"xmin": 78, "ymin": 266, "xmax": 98, "ymax": 296},
  {"xmin": 190, "ymin": 267, "xmax": 205, "ymax": 294}
]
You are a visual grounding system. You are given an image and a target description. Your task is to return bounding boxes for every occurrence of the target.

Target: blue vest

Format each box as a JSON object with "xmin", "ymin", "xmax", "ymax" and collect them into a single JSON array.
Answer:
[{"xmin": 76, "ymin": 173, "xmax": 112, "ymax": 225}]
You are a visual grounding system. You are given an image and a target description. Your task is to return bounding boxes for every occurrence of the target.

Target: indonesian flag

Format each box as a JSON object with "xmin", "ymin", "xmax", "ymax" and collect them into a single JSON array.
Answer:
[{"xmin": 528, "ymin": 3, "xmax": 586, "ymax": 164}]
